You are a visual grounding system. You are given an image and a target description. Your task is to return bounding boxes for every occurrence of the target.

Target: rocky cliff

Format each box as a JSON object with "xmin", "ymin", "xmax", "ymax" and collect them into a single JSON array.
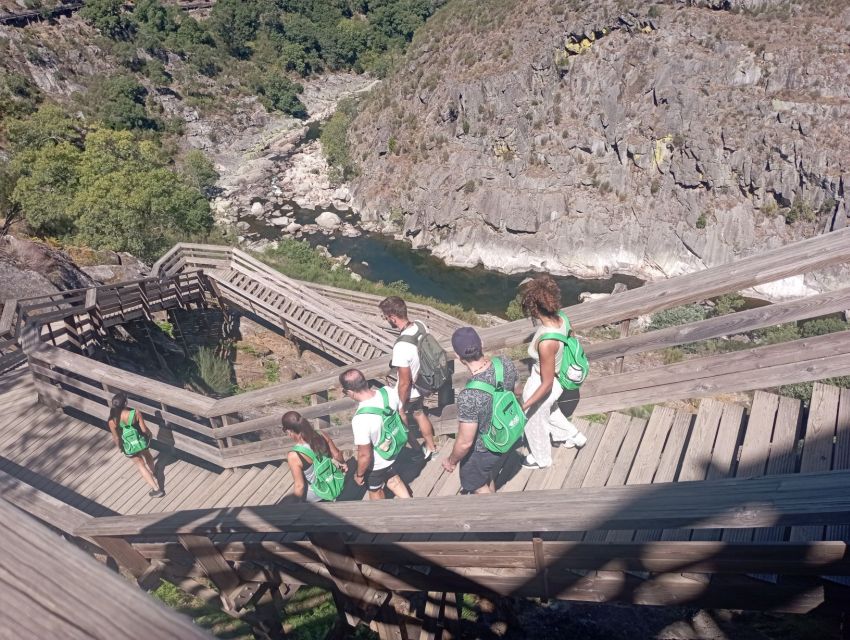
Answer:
[{"xmin": 348, "ymin": 0, "xmax": 850, "ymax": 296}]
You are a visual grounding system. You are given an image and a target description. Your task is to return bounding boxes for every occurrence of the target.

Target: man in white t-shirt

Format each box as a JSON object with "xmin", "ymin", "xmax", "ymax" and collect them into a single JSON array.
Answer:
[
  {"xmin": 340, "ymin": 368, "xmax": 411, "ymax": 500},
  {"xmin": 378, "ymin": 296, "xmax": 438, "ymax": 459}
]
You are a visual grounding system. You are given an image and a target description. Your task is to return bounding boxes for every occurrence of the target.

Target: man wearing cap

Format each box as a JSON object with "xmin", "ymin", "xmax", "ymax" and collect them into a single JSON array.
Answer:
[{"xmin": 441, "ymin": 327, "xmax": 521, "ymax": 494}]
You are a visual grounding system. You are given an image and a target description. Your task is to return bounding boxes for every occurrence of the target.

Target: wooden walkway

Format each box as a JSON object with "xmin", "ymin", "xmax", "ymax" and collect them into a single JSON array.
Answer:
[{"xmin": 4, "ymin": 361, "xmax": 849, "ymax": 569}]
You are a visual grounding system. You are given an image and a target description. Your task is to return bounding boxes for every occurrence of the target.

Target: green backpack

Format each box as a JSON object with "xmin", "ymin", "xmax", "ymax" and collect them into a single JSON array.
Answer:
[
  {"xmin": 292, "ymin": 445, "xmax": 345, "ymax": 502},
  {"xmin": 120, "ymin": 409, "xmax": 149, "ymax": 456},
  {"xmin": 354, "ymin": 387, "xmax": 409, "ymax": 460},
  {"xmin": 464, "ymin": 357, "xmax": 527, "ymax": 454},
  {"xmin": 538, "ymin": 311, "xmax": 589, "ymax": 390}
]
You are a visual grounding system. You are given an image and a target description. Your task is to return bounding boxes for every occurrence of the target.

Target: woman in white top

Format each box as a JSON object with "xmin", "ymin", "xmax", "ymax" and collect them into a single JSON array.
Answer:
[{"xmin": 518, "ymin": 275, "xmax": 587, "ymax": 470}]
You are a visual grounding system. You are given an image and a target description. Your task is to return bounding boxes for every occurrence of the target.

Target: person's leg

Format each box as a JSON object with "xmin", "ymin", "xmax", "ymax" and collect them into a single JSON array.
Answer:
[
  {"xmin": 546, "ymin": 385, "xmax": 584, "ymax": 446},
  {"xmin": 410, "ymin": 396, "xmax": 436, "ymax": 453},
  {"xmin": 460, "ymin": 450, "xmax": 496, "ymax": 494},
  {"xmin": 140, "ymin": 449, "xmax": 158, "ymax": 485},
  {"xmin": 522, "ymin": 375, "xmax": 554, "ymax": 467},
  {"xmin": 386, "ymin": 474, "xmax": 411, "ymax": 498},
  {"xmin": 131, "ymin": 455, "xmax": 159, "ymax": 490},
  {"xmin": 367, "ymin": 488, "xmax": 386, "ymax": 500}
]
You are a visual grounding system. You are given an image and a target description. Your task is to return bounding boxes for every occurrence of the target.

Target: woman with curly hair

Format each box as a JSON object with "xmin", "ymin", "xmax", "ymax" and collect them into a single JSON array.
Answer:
[{"xmin": 517, "ymin": 275, "xmax": 587, "ymax": 469}]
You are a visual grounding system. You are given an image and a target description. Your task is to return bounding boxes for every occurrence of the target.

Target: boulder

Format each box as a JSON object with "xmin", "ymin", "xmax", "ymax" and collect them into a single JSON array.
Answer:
[
  {"xmin": 316, "ymin": 211, "xmax": 342, "ymax": 229},
  {"xmin": 270, "ymin": 216, "xmax": 292, "ymax": 226},
  {"xmin": 250, "ymin": 201, "xmax": 264, "ymax": 216},
  {"xmin": 285, "ymin": 222, "xmax": 303, "ymax": 234}
]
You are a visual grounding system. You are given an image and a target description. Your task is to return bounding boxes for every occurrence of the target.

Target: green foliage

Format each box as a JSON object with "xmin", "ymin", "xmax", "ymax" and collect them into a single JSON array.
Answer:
[
  {"xmin": 7, "ymin": 108, "xmax": 212, "ymax": 259},
  {"xmin": 648, "ymin": 304, "xmax": 708, "ymax": 331},
  {"xmin": 695, "ymin": 212, "xmax": 707, "ymax": 229},
  {"xmin": 264, "ymin": 358, "xmax": 280, "ymax": 383},
  {"xmin": 755, "ymin": 323, "xmax": 801, "ymax": 345},
  {"xmin": 260, "ymin": 239, "xmax": 479, "ymax": 323},
  {"xmin": 155, "ymin": 319, "xmax": 174, "ymax": 338},
  {"xmin": 83, "ymin": 75, "xmax": 159, "ymax": 131},
  {"xmin": 712, "ymin": 293, "xmax": 746, "ymax": 317},
  {"xmin": 799, "ymin": 316, "xmax": 849, "ymax": 338},
  {"xmin": 505, "ymin": 294, "xmax": 524, "ymax": 321},
  {"xmin": 784, "ymin": 198, "xmax": 816, "ymax": 224},
  {"xmin": 180, "ymin": 149, "xmax": 219, "ymax": 195},
  {"xmin": 0, "ymin": 70, "xmax": 42, "ymax": 119},
  {"xmin": 321, "ymin": 98, "xmax": 359, "ymax": 182},
  {"xmin": 191, "ymin": 346, "xmax": 232, "ymax": 396},
  {"xmin": 80, "ymin": 0, "xmax": 135, "ymax": 39},
  {"xmin": 253, "ymin": 73, "xmax": 307, "ymax": 118},
  {"xmin": 661, "ymin": 347, "xmax": 685, "ymax": 364}
]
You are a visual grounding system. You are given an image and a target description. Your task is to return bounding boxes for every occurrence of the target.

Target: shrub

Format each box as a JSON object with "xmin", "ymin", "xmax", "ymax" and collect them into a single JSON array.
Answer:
[
  {"xmin": 80, "ymin": 0, "xmax": 135, "ymax": 39},
  {"xmin": 712, "ymin": 293, "xmax": 745, "ymax": 316},
  {"xmin": 648, "ymin": 304, "xmax": 708, "ymax": 331},
  {"xmin": 255, "ymin": 73, "xmax": 307, "ymax": 118},
  {"xmin": 85, "ymin": 75, "xmax": 159, "ymax": 131},
  {"xmin": 799, "ymin": 317, "xmax": 849, "ymax": 338},
  {"xmin": 321, "ymin": 98, "xmax": 358, "ymax": 182},
  {"xmin": 755, "ymin": 323, "xmax": 801, "ymax": 345},
  {"xmin": 505, "ymin": 294, "xmax": 524, "ymax": 320},
  {"xmin": 180, "ymin": 149, "xmax": 219, "ymax": 196},
  {"xmin": 695, "ymin": 212, "xmax": 707, "ymax": 229},
  {"xmin": 192, "ymin": 346, "xmax": 232, "ymax": 396}
]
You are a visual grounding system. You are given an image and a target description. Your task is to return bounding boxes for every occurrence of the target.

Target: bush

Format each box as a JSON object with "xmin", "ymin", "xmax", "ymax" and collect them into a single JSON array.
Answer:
[
  {"xmin": 254, "ymin": 73, "xmax": 307, "ymax": 118},
  {"xmin": 505, "ymin": 294, "xmax": 524, "ymax": 320},
  {"xmin": 321, "ymin": 98, "xmax": 359, "ymax": 182},
  {"xmin": 712, "ymin": 293, "xmax": 745, "ymax": 317},
  {"xmin": 755, "ymin": 323, "xmax": 801, "ymax": 345},
  {"xmin": 180, "ymin": 149, "xmax": 219, "ymax": 195},
  {"xmin": 80, "ymin": 0, "xmax": 135, "ymax": 39},
  {"xmin": 85, "ymin": 75, "xmax": 159, "ymax": 131},
  {"xmin": 799, "ymin": 317, "xmax": 849, "ymax": 338},
  {"xmin": 192, "ymin": 346, "xmax": 232, "ymax": 396},
  {"xmin": 648, "ymin": 304, "xmax": 708, "ymax": 331}
]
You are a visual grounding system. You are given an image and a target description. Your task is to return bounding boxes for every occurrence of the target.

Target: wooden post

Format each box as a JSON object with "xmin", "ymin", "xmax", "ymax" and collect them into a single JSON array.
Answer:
[
  {"xmin": 312, "ymin": 391, "xmax": 331, "ymax": 430},
  {"xmin": 610, "ymin": 282, "xmax": 630, "ymax": 374}
]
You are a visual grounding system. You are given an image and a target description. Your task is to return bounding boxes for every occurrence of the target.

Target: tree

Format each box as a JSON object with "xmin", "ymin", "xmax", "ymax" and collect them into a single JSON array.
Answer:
[
  {"xmin": 180, "ymin": 149, "xmax": 219, "ymax": 196},
  {"xmin": 255, "ymin": 73, "xmax": 307, "ymax": 118},
  {"xmin": 208, "ymin": 0, "xmax": 262, "ymax": 57},
  {"xmin": 86, "ymin": 75, "xmax": 158, "ymax": 131},
  {"xmin": 5, "ymin": 104, "xmax": 83, "ymax": 154},
  {"xmin": 11, "ymin": 141, "xmax": 82, "ymax": 237},
  {"xmin": 79, "ymin": 0, "xmax": 135, "ymax": 39}
]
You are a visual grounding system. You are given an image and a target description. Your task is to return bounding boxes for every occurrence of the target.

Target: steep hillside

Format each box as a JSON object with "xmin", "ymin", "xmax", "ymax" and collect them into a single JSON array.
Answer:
[{"xmin": 347, "ymin": 0, "xmax": 850, "ymax": 296}]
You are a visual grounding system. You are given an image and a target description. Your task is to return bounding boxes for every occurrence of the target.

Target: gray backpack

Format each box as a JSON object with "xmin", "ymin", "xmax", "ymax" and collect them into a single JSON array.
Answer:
[{"xmin": 396, "ymin": 321, "xmax": 450, "ymax": 391}]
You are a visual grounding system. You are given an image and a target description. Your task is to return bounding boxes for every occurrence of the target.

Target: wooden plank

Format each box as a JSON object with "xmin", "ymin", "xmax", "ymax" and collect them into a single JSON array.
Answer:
[
  {"xmin": 0, "ymin": 500, "xmax": 212, "ymax": 640},
  {"xmin": 827, "ymin": 387, "xmax": 850, "ymax": 543},
  {"xmin": 791, "ymin": 383, "xmax": 840, "ymax": 543},
  {"xmin": 76, "ymin": 468, "xmax": 850, "ymax": 539},
  {"xmin": 179, "ymin": 534, "xmax": 242, "ymax": 609}
]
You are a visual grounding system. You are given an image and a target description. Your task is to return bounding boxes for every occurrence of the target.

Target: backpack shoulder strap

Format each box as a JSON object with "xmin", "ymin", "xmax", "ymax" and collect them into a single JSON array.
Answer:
[
  {"xmin": 395, "ymin": 321, "xmax": 424, "ymax": 346},
  {"xmin": 492, "ymin": 357, "xmax": 505, "ymax": 388},
  {"xmin": 539, "ymin": 313, "xmax": 573, "ymax": 344},
  {"xmin": 378, "ymin": 386, "xmax": 391, "ymax": 410},
  {"xmin": 122, "ymin": 408, "xmax": 136, "ymax": 428},
  {"xmin": 465, "ymin": 380, "xmax": 496, "ymax": 395},
  {"xmin": 355, "ymin": 389, "xmax": 392, "ymax": 417},
  {"xmin": 291, "ymin": 445, "xmax": 318, "ymax": 465}
]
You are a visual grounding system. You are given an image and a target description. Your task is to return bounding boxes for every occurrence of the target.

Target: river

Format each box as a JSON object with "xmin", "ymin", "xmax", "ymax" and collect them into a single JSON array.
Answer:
[{"xmin": 245, "ymin": 206, "xmax": 642, "ymax": 317}]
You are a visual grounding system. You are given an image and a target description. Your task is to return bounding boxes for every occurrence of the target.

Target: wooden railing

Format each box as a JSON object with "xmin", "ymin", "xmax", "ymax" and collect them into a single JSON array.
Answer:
[
  {"xmin": 75, "ymin": 469, "xmax": 850, "ymax": 615},
  {"xmin": 13, "ymin": 229, "xmax": 850, "ymax": 467}
]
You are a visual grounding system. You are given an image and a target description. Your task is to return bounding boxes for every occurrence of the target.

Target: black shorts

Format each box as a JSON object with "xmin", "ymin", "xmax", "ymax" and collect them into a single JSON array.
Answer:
[
  {"xmin": 459, "ymin": 448, "xmax": 504, "ymax": 493},
  {"xmin": 366, "ymin": 461, "xmax": 399, "ymax": 491},
  {"xmin": 405, "ymin": 393, "xmax": 428, "ymax": 415}
]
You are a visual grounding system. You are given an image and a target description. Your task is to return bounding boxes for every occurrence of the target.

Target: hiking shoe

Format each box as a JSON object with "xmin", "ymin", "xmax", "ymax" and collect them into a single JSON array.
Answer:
[
  {"xmin": 521, "ymin": 455, "xmax": 549, "ymax": 470},
  {"xmin": 149, "ymin": 489, "xmax": 165, "ymax": 498},
  {"xmin": 553, "ymin": 432, "xmax": 588, "ymax": 449}
]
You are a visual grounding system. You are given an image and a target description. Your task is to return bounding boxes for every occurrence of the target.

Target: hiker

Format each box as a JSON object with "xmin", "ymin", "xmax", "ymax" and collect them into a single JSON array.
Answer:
[
  {"xmin": 441, "ymin": 327, "xmax": 523, "ymax": 494},
  {"xmin": 282, "ymin": 411, "xmax": 347, "ymax": 503},
  {"xmin": 379, "ymin": 295, "xmax": 450, "ymax": 460},
  {"xmin": 107, "ymin": 393, "xmax": 164, "ymax": 498},
  {"xmin": 340, "ymin": 368, "xmax": 411, "ymax": 500},
  {"xmin": 518, "ymin": 275, "xmax": 588, "ymax": 470}
]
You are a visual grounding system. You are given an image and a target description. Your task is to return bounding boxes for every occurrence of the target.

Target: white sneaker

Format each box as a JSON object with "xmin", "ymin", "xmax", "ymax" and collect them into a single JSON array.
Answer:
[
  {"xmin": 422, "ymin": 445, "xmax": 436, "ymax": 461},
  {"xmin": 521, "ymin": 454, "xmax": 548, "ymax": 470},
  {"xmin": 553, "ymin": 432, "xmax": 588, "ymax": 449}
]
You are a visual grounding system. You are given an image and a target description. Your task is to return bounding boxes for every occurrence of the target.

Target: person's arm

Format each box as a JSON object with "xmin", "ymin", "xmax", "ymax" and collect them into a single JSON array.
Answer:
[
  {"xmin": 396, "ymin": 366, "xmax": 413, "ymax": 425},
  {"xmin": 107, "ymin": 418, "xmax": 121, "ymax": 451},
  {"xmin": 442, "ymin": 421, "xmax": 477, "ymax": 472},
  {"xmin": 323, "ymin": 433, "xmax": 348, "ymax": 473},
  {"xmin": 286, "ymin": 451, "xmax": 308, "ymax": 502},
  {"xmin": 354, "ymin": 443, "xmax": 373, "ymax": 486},
  {"xmin": 522, "ymin": 340, "xmax": 559, "ymax": 412},
  {"xmin": 136, "ymin": 411, "xmax": 153, "ymax": 439}
]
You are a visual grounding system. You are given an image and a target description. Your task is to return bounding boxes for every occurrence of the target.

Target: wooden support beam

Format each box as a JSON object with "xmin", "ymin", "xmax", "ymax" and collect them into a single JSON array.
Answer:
[
  {"xmin": 92, "ymin": 536, "xmax": 153, "ymax": 580},
  {"xmin": 179, "ymin": 534, "xmax": 243, "ymax": 612},
  {"xmin": 307, "ymin": 533, "xmax": 389, "ymax": 616}
]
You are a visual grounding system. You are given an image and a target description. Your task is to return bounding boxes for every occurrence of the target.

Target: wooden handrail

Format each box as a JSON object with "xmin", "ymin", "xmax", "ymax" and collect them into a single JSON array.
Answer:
[{"xmin": 75, "ymin": 468, "xmax": 850, "ymax": 538}]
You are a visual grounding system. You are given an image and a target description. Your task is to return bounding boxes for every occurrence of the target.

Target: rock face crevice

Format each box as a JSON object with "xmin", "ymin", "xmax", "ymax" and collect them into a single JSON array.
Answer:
[{"xmin": 347, "ymin": 0, "xmax": 850, "ymax": 296}]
